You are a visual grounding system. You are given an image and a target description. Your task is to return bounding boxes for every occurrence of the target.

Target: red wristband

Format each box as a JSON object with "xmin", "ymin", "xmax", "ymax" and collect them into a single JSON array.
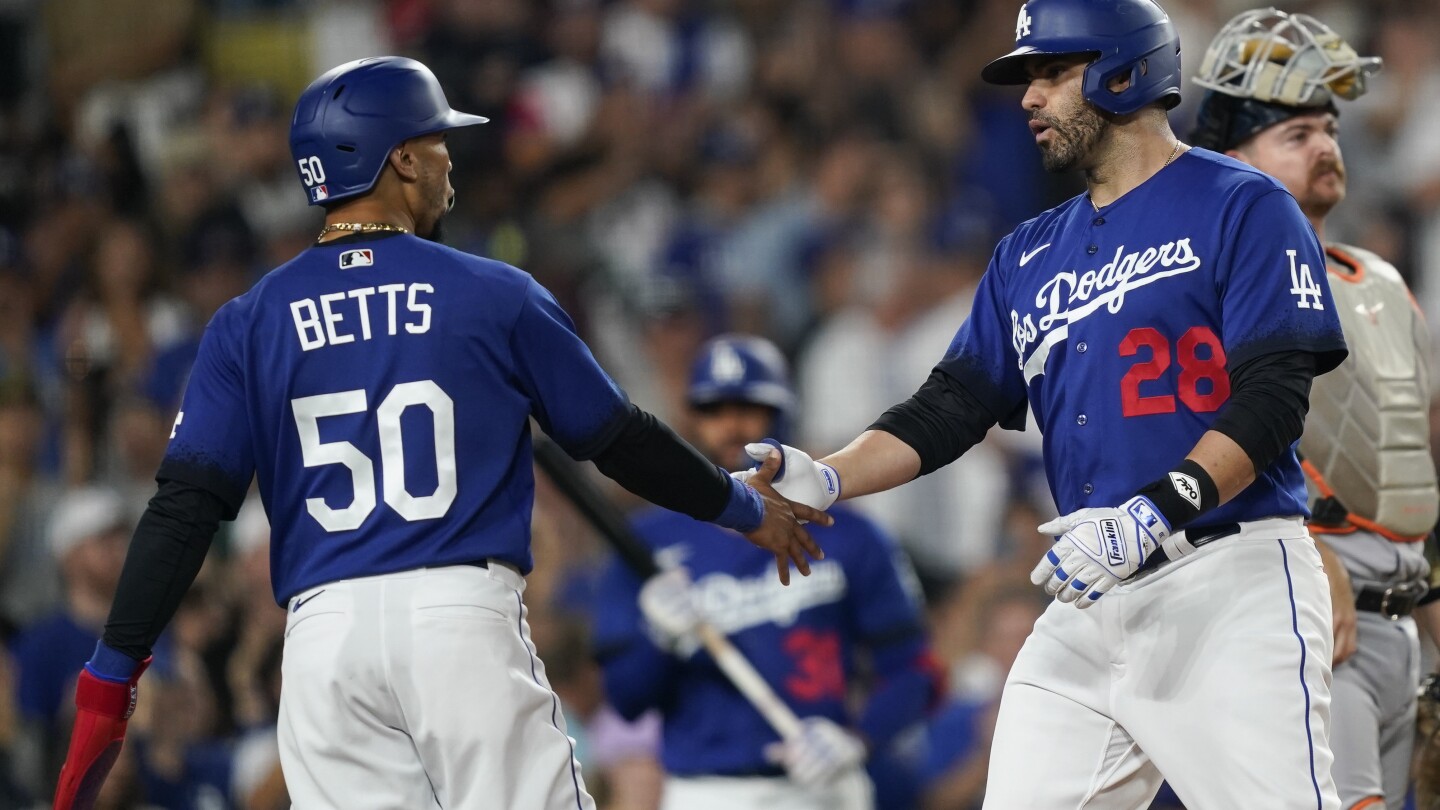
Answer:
[
  {"xmin": 53, "ymin": 657, "xmax": 151, "ymax": 810},
  {"xmin": 74, "ymin": 667, "xmax": 143, "ymax": 720}
]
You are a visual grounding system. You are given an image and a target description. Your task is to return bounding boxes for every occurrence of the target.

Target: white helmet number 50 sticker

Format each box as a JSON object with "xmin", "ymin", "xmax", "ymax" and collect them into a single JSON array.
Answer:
[{"xmin": 297, "ymin": 156, "xmax": 327, "ymax": 186}]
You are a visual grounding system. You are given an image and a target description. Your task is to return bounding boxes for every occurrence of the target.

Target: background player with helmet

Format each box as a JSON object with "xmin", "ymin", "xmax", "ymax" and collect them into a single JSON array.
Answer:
[
  {"xmin": 748, "ymin": 0, "xmax": 1353, "ymax": 805},
  {"xmin": 1191, "ymin": 10, "xmax": 1437, "ymax": 809},
  {"xmin": 49, "ymin": 56, "xmax": 830, "ymax": 810},
  {"xmin": 591, "ymin": 334, "xmax": 944, "ymax": 810}
]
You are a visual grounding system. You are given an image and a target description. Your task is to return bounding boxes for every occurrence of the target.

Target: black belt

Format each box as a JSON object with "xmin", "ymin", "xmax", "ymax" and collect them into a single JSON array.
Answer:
[
  {"xmin": 1355, "ymin": 584, "xmax": 1426, "ymax": 620},
  {"xmin": 1137, "ymin": 523, "xmax": 1241, "ymax": 573}
]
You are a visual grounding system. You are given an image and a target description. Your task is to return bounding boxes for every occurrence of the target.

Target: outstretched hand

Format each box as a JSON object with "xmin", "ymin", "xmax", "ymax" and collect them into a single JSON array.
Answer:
[
  {"xmin": 742, "ymin": 450, "xmax": 830, "ymax": 585},
  {"xmin": 741, "ymin": 440, "xmax": 841, "ymax": 514}
]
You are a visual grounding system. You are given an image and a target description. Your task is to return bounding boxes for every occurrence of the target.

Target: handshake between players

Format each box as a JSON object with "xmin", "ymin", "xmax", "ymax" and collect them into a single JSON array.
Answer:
[{"xmin": 743, "ymin": 437, "xmax": 1173, "ymax": 609}]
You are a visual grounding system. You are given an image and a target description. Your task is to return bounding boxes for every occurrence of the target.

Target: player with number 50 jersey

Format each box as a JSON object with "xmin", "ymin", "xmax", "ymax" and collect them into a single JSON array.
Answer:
[{"xmin": 169, "ymin": 235, "xmax": 638, "ymax": 601}]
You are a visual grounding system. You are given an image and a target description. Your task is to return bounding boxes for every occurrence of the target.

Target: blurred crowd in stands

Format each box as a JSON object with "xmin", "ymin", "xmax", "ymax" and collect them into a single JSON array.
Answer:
[{"xmin": 2, "ymin": 0, "xmax": 1439, "ymax": 807}]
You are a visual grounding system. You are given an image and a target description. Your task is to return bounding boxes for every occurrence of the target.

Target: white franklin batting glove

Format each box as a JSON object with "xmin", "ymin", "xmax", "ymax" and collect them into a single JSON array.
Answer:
[
  {"xmin": 739, "ymin": 439, "xmax": 840, "ymax": 513},
  {"xmin": 1031, "ymin": 495, "xmax": 1171, "ymax": 608},
  {"xmin": 638, "ymin": 567, "xmax": 704, "ymax": 658},
  {"xmin": 763, "ymin": 717, "xmax": 867, "ymax": 789}
]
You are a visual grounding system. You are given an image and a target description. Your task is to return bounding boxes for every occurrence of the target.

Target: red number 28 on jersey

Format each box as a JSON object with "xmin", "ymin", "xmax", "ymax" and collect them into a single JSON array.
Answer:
[{"xmin": 1118, "ymin": 326, "xmax": 1229, "ymax": 417}]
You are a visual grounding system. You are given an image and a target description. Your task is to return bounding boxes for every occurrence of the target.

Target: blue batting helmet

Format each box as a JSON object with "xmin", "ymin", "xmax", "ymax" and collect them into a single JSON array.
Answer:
[
  {"xmin": 289, "ymin": 56, "xmax": 489, "ymax": 206},
  {"xmin": 687, "ymin": 335, "xmax": 795, "ymax": 442},
  {"xmin": 981, "ymin": 0, "xmax": 1182, "ymax": 116}
]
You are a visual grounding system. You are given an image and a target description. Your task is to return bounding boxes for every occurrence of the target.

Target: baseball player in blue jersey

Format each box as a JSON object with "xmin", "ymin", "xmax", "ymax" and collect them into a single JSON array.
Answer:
[
  {"xmin": 591, "ymin": 335, "xmax": 944, "ymax": 810},
  {"xmin": 1191, "ymin": 11, "xmax": 1435, "ymax": 809},
  {"xmin": 49, "ymin": 57, "xmax": 829, "ymax": 810},
  {"xmin": 750, "ymin": 0, "xmax": 1353, "ymax": 806}
]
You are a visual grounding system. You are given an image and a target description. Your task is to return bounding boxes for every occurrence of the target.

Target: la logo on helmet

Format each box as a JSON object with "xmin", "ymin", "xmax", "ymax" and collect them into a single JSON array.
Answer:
[
  {"xmin": 1015, "ymin": 4, "xmax": 1032, "ymax": 40},
  {"xmin": 710, "ymin": 343, "xmax": 746, "ymax": 384}
]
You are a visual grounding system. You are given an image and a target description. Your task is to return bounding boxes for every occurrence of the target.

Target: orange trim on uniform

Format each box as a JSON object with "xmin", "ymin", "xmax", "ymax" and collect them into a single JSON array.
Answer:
[
  {"xmin": 1301, "ymin": 459, "xmax": 1336, "ymax": 499},
  {"xmin": 1328, "ymin": 243, "xmax": 1427, "ymax": 321},
  {"xmin": 1308, "ymin": 524, "xmax": 1358, "ymax": 536},
  {"xmin": 1346, "ymin": 796, "xmax": 1384, "ymax": 810},
  {"xmin": 1347, "ymin": 512, "xmax": 1428, "ymax": 543},
  {"xmin": 1325, "ymin": 245, "xmax": 1365, "ymax": 283},
  {"xmin": 1301, "ymin": 461, "xmax": 1428, "ymax": 543}
]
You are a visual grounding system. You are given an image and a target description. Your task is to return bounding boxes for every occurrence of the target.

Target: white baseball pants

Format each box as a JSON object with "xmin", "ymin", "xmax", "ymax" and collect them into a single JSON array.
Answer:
[
  {"xmin": 278, "ymin": 564, "xmax": 595, "ymax": 809},
  {"xmin": 983, "ymin": 517, "xmax": 1339, "ymax": 809}
]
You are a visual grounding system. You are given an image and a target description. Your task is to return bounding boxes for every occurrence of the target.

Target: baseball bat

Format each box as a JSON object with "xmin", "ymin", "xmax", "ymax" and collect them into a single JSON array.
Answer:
[{"xmin": 530, "ymin": 435, "xmax": 802, "ymax": 739}]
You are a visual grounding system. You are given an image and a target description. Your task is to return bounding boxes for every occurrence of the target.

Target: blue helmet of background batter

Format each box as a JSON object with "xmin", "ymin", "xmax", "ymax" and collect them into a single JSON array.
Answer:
[
  {"xmin": 289, "ymin": 56, "xmax": 489, "ymax": 206},
  {"xmin": 981, "ymin": 0, "xmax": 1182, "ymax": 116},
  {"xmin": 687, "ymin": 335, "xmax": 795, "ymax": 442}
]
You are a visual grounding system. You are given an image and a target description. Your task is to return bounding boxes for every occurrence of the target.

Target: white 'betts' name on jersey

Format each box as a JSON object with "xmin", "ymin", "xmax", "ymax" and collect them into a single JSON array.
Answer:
[{"xmin": 290, "ymin": 283, "xmax": 434, "ymax": 351}]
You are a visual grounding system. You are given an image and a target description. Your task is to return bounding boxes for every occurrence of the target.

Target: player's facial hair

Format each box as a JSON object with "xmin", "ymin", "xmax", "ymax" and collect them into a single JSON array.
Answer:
[
  {"xmin": 425, "ymin": 217, "xmax": 447, "ymax": 244},
  {"xmin": 1296, "ymin": 155, "xmax": 1344, "ymax": 222},
  {"xmin": 418, "ymin": 165, "xmax": 454, "ymax": 244},
  {"xmin": 1310, "ymin": 154, "xmax": 1345, "ymax": 197},
  {"xmin": 1035, "ymin": 101, "xmax": 1108, "ymax": 174}
]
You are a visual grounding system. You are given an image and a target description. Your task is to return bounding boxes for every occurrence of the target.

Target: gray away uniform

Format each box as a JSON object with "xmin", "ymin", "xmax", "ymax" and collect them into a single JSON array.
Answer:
[{"xmin": 1300, "ymin": 243, "xmax": 1438, "ymax": 810}]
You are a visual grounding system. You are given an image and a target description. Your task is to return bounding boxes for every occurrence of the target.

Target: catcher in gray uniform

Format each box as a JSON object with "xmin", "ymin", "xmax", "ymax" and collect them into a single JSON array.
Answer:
[{"xmin": 1193, "ymin": 9, "xmax": 1438, "ymax": 809}]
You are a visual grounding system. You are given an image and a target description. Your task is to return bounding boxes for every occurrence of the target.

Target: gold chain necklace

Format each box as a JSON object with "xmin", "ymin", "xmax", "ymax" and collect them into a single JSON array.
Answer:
[
  {"xmin": 1090, "ymin": 141, "xmax": 1185, "ymax": 212},
  {"xmin": 316, "ymin": 222, "xmax": 410, "ymax": 243},
  {"xmin": 1162, "ymin": 140, "xmax": 1185, "ymax": 167}
]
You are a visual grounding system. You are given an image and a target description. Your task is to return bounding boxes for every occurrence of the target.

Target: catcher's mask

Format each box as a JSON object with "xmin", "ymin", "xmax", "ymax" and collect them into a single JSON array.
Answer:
[{"xmin": 1190, "ymin": 8, "xmax": 1380, "ymax": 152}]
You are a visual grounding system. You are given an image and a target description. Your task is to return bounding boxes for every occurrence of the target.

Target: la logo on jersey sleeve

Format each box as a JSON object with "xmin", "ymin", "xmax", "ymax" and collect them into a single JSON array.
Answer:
[{"xmin": 1287, "ymin": 249, "xmax": 1325, "ymax": 309}]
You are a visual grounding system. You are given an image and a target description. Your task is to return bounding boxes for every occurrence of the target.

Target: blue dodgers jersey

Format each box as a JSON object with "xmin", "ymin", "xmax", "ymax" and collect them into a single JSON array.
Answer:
[
  {"xmin": 159, "ymin": 234, "xmax": 630, "ymax": 603},
  {"xmin": 940, "ymin": 150, "xmax": 1347, "ymax": 520},
  {"xmin": 592, "ymin": 506, "xmax": 925, "ymax": 776}
]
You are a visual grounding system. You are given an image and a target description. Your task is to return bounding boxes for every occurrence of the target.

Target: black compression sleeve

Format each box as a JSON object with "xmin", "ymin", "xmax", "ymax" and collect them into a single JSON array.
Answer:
[
  {"xmin": 869, "ymin": 368, "xmax": 1000, "ymax": 477},
  {"xmin": 590, "ymin": 403, "xmax": 734, "ymax": 522},
  {"xmin": 1208, "ymin": 350, "xmax": 1318, "ymax": 474},
  {"xmin": 102, "ymin": 479, "xmax": 225, "ymax": 660}
]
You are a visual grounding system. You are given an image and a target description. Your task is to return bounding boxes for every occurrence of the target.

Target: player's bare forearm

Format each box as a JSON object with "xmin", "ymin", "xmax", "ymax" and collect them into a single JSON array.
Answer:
[
  {"xmin": 819, "ymin": 430, "xmax": 922, "ymax": 501},
  {"xmin": 1184, "ymin": 430, "xmax": 1257, "ymax": 505}
]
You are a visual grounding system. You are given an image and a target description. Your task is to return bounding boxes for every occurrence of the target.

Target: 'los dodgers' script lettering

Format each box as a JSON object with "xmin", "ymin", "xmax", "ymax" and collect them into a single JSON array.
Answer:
[{"xmin": 1011, "ymin": 239, "xmax": 1203, "ymax": 377}]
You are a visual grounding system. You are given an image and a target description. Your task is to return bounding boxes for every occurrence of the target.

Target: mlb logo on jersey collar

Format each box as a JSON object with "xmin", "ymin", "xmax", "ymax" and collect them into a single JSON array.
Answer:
[{"xmin": 340, "ymin": 249, "xmax": 374, "ymax": 268}]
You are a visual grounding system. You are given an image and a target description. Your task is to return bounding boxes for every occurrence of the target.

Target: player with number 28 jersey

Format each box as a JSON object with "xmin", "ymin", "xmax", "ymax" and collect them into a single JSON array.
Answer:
[
  {"xmin": 950, "ymin": 148, "xmax": 1345, "ymax": 521},
  {"xmin": 750, "ymin": 1, "xmax": 1352, "ymax": 805}
]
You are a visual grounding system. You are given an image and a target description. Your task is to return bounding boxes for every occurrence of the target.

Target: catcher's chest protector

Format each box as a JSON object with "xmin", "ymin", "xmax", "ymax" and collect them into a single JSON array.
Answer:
[{"xmin": 1299, "ymin": 243, "xmax": 1438, "ymax": 538}]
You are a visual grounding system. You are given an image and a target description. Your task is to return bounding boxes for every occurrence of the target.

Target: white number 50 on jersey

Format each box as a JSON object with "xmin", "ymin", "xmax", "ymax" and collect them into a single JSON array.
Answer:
[{"xmin": 291, "ymin": 380, "xmax": 457, "ymax": 531}]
